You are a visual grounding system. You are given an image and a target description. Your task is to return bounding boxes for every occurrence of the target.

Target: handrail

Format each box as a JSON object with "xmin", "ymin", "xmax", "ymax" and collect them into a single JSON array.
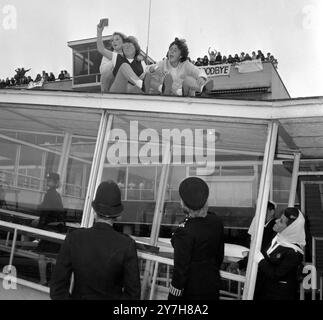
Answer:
[{"xmin": 137, "ymin": 251, "xmax": 246, "ymax": 283}]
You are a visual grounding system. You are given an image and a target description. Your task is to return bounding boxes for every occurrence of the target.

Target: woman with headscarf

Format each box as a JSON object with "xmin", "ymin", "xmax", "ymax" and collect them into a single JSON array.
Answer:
[{"xmin": 253, "ymin": 207, "xmax": 305, "ymax": 300}]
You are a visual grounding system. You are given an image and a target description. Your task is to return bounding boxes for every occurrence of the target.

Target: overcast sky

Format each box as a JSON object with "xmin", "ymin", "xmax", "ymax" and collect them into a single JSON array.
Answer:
[{"xmin": 0, "ymin": 0, "xmax": 322, "ymax": 98}]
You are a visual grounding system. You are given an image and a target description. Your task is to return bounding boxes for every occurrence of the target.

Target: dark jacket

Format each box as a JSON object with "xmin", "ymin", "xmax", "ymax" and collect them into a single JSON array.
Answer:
[
  {"xmin": 169, "ymin": 212, "xmax": 224, "ymax": 300},
  {"xmin": 261, "ymin": 218, "xmax": 277, "ymax": 253},
  {"xmin": 254, "ymin": 245, "xmax": 303, "ymax": 300},
  {"xmin": 50, "ymin": 222, "xmax": 141, "ymax": 300},
  {"xmin": 38, "ymin": 187, "xmax": 64, "ymax": 228}
]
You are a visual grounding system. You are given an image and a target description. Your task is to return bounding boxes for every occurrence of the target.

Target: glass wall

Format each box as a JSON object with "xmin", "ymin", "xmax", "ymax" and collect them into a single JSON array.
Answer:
[
  {"xmin": 0, "ymin": 104, "xmax": 284, "ymax": 297},
  {"xmin": 0, "ymin": 105, "xmax": 102, "ymax": 287},
  {"xmin": 95, "ymin": 111, "xmax": 270, "ymax": 299},
  {"xmin": 96, "ymin": 112, "xmax": 270, "ymax": 240}
]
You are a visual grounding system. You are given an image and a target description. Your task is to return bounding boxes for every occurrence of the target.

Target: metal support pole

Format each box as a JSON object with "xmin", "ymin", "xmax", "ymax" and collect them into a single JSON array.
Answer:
[
  {"xmin": 13, "ymin": 145, "xmax": 21, "ymax": 187},
  {"xmin": 300, "ymin": 181, "xmax": 305, "ymax": 214},
  {"xmin": 288, "ymin": 152, "xmax": 301, "ymax": 207},
  {"xmin": 243, "ymin": 121, "xmax": 279, "ymax": 300},
  {"xmin": 9, "ymin": 228, "xmax": 18, "ymax": 268},
  {"xmin": 87, "ymin": 114, "xmax": 114, "ymax": 228},
  {"xmin": 149, "ymin": 261, "xmax": 159, "ymax": 300},
  {"xmin": 81, "ymin": 111, "xmax": 111, "ymax": 228},
  {"xmin": 141, "ymin": 142, "xmax": 171, "ymax": 299},
  {"xmin": 149, "ymin": 142, "xmax": 171, "ymax": 246},
  {"xmin": 57, "ymin": 132, "xmax": 73, "ymax": 195}
]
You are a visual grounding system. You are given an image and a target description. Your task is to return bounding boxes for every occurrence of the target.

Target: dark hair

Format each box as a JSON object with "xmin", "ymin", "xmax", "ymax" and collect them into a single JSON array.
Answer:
[
  {"xmin": 123, "ymin": 36, "xmax": 141, "ymax": 58},
  {"xmin": 284, "ymin": 207, "xmax": 299, "ymax": 226},
  {"xmin": 267, "ymin": 201, "xmax": 275, "ymax": 211},
  {"xmin": 168, "ymin": 38, "xmax": 189, "ymax": 62},
  {"xmin": 112, "ymin": 32, "xmax": 127, "ymax": 42}
]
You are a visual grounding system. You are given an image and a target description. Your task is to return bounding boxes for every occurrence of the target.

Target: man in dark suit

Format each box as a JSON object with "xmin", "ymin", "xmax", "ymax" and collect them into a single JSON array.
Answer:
[
  {"xmin": 238, "ymin": 201, "xmax": 278, "ymax": 271},
  {"xmin": 50, "ymin": 180, "xmax": 141, "ymax": 300},
  {"xmin": 168, "ymin": 177, "xmax": 224, "ymax": 300},
  {"xmin": 248, "ymin": 200, "xmax": 277, "ymax": 253}
]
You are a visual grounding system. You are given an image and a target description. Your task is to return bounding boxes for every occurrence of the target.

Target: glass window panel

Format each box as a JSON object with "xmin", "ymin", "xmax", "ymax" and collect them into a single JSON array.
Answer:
[
  {"xmin": 0, "ymin": 105, "xmax": 101, "ymax": 289},
  {"xmin": 0, "ymin": 106, "xmax": 101, "ymax": 233},
  {"xmin": 89, "ymin": 50, "xmax": 101, "ymax": 74},
  {"xmin": 73, "ymin": 50, "xmax": 89, "ymax": 76}
]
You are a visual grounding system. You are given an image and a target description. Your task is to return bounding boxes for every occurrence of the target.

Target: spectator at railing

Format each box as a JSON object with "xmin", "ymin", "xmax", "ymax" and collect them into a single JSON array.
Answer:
[
  {"xmin": 41, "ymin": 71, "xmax": 49, "ymax": 82},
  {"xmin": 64, "ymin": 70, "xmax": 71, "ymax": 79},
  {"xmin": 14, "ymin": 67, "xmax": 31, "ymax": 85},
  {"xmin": 265, "ymin": 52, "xmax": 271, "ymax": 61},
  {"xmin": 233, "ymin": 54, "xmax": 240, "ymax": 63},
  {"xmin": 270, "ymin": 55, "xmax": 278, "ymax": 68},
  {"xmin": 194, "ymin": 58, "xmax": 203, "ymax": 66},
  {"xmin": 10, "ymin": 77, "xmax": 16, "ymax": 86},
  {"xmin": 48, "ymin": 72, "xmax": 56, "ymax": 82},
  {"xmin": 244, "ymin": 53, "xmax": 252, "ymax": 61},
  {"xmin": 35, "ymin": 74, "xmax": 42, "ymax": 82},
  {"xmin": 256, "ymin": 50, "xmax": 265, "ymax": 61},
  {"xmin": 227, "ymin": 54, "xmax": 234, "ymax": 64},
  {"xmin": 208, "ymin": 48, "xmax": 217, "ymax": 65},
  {"xmin": 240, "ymin": 52, "xmax": 246, "ymax": 62},
  {"xmin": 222, "ymin": 55, "xmax": 227, "ymax": 64},
  {"xmin": 251, "ymin": 51, "xmax": 257, "ymax": 60},
  {"xmin": 215, "ymin": 52, "xmax": 222, "ymax": 64},
  {"xmin": 202, "ymin": 55, "xmax": 209, "ymax": 66},
  {"xmin": 0, "ymin": 79, "xmax": 5, "ymax": 88},
  {"xmin": 58, "ymin": 70, "xmax": 65, "ymax": 80},
  {"xmin": 27, "ymin": 76, "xmax": 33, "ymax": 84}
]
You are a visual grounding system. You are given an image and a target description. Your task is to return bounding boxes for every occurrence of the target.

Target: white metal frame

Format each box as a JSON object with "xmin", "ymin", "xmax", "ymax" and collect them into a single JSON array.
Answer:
[
  {"xmin": 243, "ymin": 120, "xmax": 279, "ymax": 300},
  {"xmin": 81, "ymin": 111, "xmax": 111, "ymax": 228}
]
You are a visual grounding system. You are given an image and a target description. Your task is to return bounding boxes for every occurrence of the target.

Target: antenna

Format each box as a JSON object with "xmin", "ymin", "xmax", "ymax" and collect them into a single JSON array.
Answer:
[{"xmin": 145, "ymin": 0, "xmax": 152, "ymax": 64}]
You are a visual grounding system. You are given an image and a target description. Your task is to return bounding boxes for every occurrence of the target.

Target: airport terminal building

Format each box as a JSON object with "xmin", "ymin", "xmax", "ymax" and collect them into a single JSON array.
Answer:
[{"xmin": 0, "ymin": 36, "xmax": 322, "ymax": 300}]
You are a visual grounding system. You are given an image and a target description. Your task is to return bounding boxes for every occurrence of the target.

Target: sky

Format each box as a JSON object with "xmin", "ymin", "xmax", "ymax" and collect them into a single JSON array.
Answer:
[{"xmin": 0, "ymin": 0, "xmax": 322, "ymax": 98}]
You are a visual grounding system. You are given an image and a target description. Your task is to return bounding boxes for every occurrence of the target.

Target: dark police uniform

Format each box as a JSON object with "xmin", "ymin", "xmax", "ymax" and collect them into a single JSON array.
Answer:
[
  {"xmin": 50, "ymin": 222, "xmax": 140, "ymax": 300},
  {"xmin": 169, "ymin": 212, "xmax": 224, "ymax": 300},
  {"xmin": 254, "ymin": 244, "xmax": 303, "ymax": 300}
]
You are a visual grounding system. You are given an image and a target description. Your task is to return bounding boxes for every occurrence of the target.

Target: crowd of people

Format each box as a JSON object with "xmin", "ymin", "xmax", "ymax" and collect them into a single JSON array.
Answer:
[
  {"xmin": 97, "ymin": 18, "xmax": 208, "ymax": 97},
  {"xmin": 49, "ymin": 176, "xmax": 306, "ymax": 300},
  {"xmin": 0, "ymin": 69, "xmax": 71, "ymax": 89},
  {"xmin": 96, "ymin": 18, "xmax": 279, "ymax": 97},
  {"xmin": 192, "ymin": 48, "xmax": 278, "ymax": 67}
]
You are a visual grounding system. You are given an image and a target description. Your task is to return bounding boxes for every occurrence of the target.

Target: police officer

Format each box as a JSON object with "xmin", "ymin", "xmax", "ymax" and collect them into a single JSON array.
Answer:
[
  {"xmin": 168, "ymin": 177, "xmax": 224, "ymax": 300},
  {"xmin": 50, "ymin": 180, "xmax": 141, "ymax": 300}
]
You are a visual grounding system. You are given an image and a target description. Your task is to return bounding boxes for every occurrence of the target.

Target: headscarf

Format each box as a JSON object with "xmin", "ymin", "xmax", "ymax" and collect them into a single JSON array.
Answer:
[{"xmin": 275, "ymin": 209, "xmax": 306, "ymax": 254}]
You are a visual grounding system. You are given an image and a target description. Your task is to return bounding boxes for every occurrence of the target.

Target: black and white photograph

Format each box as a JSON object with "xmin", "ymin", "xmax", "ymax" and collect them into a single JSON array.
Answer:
[{"xmin": 0, "ymin": 0, "xmax": 322, "ymax": 305}]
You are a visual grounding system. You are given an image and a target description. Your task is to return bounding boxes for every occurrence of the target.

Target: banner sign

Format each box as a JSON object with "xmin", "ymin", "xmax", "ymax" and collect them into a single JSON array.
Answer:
[
  {"xmin": 198, "ymin": 64, "xmax": 231, "ymax": 78},
  {"xmin": 234, "ymin": 59, "xmax": 263, "ymax": 73}
]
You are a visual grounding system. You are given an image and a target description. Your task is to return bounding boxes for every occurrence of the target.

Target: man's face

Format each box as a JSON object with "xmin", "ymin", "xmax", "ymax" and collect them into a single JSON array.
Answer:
[{"xmin": 47, "ymin": 178, "xmax": 57, "ymax": 188}]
